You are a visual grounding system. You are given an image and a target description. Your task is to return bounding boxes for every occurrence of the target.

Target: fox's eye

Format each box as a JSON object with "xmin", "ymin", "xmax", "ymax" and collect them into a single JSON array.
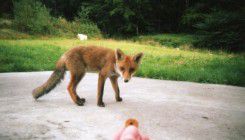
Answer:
[
  {"xmin": 120, "ymin": 67, "xmax": 125, "ymax": 71},
  {"xmin": 129, "ymin": 68, "xmax": 135, "ymax": 73}
]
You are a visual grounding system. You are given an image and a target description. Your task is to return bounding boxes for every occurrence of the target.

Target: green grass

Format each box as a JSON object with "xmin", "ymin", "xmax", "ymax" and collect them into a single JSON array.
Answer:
[
  {"xmin": 133, "ymin": 34, "xmax": 196, "ymax": 49},
  {"xmin": 0, "ymin": 29, "xmax": 31, "ymax": 39},
  {"xmin": 0, "ymin": 38, "xmax": 244, "ymax": 86}
]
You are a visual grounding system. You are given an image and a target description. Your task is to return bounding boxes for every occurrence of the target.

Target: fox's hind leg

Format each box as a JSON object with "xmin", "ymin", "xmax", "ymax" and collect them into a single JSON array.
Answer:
[
  {"xmin": 68, "ymin": 72, "xmax": 85, "ymax": 106},
  {"xmin": 66, "ymin": 59, "xmax": 86, "ymax": 106}
]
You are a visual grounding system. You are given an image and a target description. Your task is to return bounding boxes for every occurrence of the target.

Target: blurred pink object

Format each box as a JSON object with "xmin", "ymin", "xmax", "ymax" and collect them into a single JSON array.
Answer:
[{"xmin": 114, "ymin": 119, "xmax": 150, "ymax": 140}]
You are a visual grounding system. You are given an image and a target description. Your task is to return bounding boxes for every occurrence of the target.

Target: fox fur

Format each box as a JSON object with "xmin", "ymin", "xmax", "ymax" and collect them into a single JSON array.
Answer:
[{"xmin": 32, "ymin": 46, "xmax": 143, "ymax": 107}]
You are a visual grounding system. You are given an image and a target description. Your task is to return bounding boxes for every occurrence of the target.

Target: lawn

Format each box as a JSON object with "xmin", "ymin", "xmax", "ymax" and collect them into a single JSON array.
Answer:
[
  {"xmin": 0, "ymin": 38, "xmax": 244, "ymax": 86},
  {"xmin": 133, "ymin": 34, "xmax": 196, "ymax": 48}
]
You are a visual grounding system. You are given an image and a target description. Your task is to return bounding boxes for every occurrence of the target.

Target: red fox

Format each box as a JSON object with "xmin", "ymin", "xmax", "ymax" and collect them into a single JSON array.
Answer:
[{"xmin": 32, "ymin": 46, "xmax": 143, "ymax": 107}]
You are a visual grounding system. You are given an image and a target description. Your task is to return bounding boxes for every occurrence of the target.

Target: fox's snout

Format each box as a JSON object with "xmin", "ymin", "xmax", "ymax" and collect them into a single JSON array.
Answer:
[
  {"xmin": 124, "ymin": 78, "xmax": 131, "ymax": 83},
  {"xmin": 123, "ymin": 72, "xmax": 131, "ymax": 83}
]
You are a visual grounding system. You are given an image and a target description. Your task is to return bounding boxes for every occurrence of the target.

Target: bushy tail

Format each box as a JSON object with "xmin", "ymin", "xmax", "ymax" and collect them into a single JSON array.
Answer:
[{"xmin": 32, "ymin": 58, "xmax": 66, "ymax": 100}]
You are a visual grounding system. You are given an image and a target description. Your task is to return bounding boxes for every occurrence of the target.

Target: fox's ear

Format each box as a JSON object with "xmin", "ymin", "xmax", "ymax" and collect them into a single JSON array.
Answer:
[
  {"xmin": 133, "ymin": 52, "xmax": 143, "ymax": 64},
  {"xmin": 115, "ymin": 49, "xmax": 125, "ymax": 61}
]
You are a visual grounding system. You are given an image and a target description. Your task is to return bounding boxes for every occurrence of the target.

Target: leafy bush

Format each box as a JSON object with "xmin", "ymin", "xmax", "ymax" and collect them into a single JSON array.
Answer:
[
  {"xmin": 181, "ymin": 6, "xmax": 206, "ymax": 32},
  {"xmin": 194, "ymin": 10, "xmax": 244, "ymax": 51},
  {"xmin": 73, "ymin": 7, "xmax": 102, "ymax": 38},
  {"xmin": 134, "ymin": 34, "xmax": 196, "ymax": 48},
  {"xmin": 12, "ymin": 0, "xmax": 101, "ymax": 38},
  {"xmin": 13, "ymin": 0, "xmax": 53, "ymax": 35},
  {"xmin": 74, "ymin": 21, "xmax": 101, "ymax": 38},
  {"xmin": 0, "ymin": 18, "xmax": 13, "ymax": 28},
  {"xmin": 52, "ymin": 17, "xmax": 74, "ymax": 37},
  {"xmin": 0, "ymin": 29, "xmax": 30, "ymax": 39},
  {"xmin": 52, "ymin": 17, "xmax": 101, "ymax": 38},
  {"xmin": 182, "ymin": 3, "xmax": 244, "ymax": 51}
]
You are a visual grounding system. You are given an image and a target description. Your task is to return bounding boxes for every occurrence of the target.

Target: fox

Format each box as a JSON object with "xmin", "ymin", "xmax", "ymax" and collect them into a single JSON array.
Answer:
[{"xmin": 32, "ymin": 46, "xmax": 143, "ymax": 107}]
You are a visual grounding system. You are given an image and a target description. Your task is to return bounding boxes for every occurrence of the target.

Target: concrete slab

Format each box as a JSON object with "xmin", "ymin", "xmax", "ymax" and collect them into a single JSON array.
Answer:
[{"xmin": 0, "ymin": 71, "xmax": 244, "ymax": 140}]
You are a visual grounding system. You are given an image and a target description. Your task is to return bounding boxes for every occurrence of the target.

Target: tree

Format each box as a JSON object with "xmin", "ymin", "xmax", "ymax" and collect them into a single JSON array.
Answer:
[
  {"xmin": 182, "ymin": 0, "xmax": 244, "ymax": 51},
  {"xmin": 13, "ymin": 0, "xmax": 53, "ymax": 34}
]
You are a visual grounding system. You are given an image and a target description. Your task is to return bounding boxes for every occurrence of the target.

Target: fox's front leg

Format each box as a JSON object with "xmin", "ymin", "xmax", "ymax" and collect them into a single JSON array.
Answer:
[
  {"xmin": 109, "ymin": 76, "xmax": 122, "ymax": 102},
  {"xmin": 97, "ymin": 73, "xmax": 106, "ymax": 107}
]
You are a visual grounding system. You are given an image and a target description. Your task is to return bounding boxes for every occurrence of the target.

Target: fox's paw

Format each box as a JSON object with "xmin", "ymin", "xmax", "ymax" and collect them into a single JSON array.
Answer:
[
  {"xmin": 97, "ymin": 102, "xmax": 105, "ymax": 107},
  {"xmin": 80, "ymin": 98, "xmax": 86, "ymax": 102},
  {"xmin": 76, "ymin": 98, "xmax": 85, "ymax": 106},
  {"xmin": 116, "ymin": 97, "xmax": 123, "ymax": 102}
]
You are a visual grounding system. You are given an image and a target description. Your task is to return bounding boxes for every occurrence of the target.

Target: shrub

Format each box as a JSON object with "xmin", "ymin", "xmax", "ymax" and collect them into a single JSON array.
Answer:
[
  {"xmin": 182, "ymin": 4, "xmax": 244, "ymax": 51},
  {"xmin": 13, "ymin": 0, "xmax": 53, "ymax": 35},
  {"xmin": 133, "ymin": 34, "xmax": 196, "ymax": 48},
  {"xmin": 73, "ymin": 20, "xmax": 101, "ymax": 38},
  {"xmin": 0, "ymin": 18, "xmax": 13, "ymax": 28},
  {"xmin": 74, "ymin": 7, "xmax": 102, "ymax": 38},
  {"xmin": 47, "ymin": 6, "xmax": 101, "ymax": 38},
  {"xmin": 52, "ymin": 17, "xmax": 74, "ymax": 37},
  {"xmin": 181, "ymin": 6, "xmax": 206, "ymax": 32},
  {"xmin": 52, "ymin": 17, "xmax": 101, "ymax": 38},
  {"xmin": 9, "ymin": 0, "xmax": 101, "ymax": 38},
  {"xmin": 0, "ymin": 29, "xmax": 30, "ymax": 39},
  {"xmin": 194, "ymin": 10, "xmax": 244, "ymax": 51}
]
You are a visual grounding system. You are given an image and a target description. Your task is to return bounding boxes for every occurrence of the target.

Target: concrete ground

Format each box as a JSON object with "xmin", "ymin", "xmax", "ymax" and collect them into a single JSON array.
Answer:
[{"xmin": 0, "ymin": 71, "xmax": 244, "ymax": 140}]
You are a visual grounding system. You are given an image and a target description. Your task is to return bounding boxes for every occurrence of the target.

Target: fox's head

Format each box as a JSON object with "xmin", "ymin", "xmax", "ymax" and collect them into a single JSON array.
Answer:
[{"xmin": 115, "ymin": 49, "xmax": 143, "ymax": 83}]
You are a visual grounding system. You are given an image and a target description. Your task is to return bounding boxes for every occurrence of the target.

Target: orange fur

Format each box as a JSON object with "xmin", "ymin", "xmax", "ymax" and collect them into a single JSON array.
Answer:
[{"xmin": 32, "ymin": 46, "xmax": 143, "ymax": 107}]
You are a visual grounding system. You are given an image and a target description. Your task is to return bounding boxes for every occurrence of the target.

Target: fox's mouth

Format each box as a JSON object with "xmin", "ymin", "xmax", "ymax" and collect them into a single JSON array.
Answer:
[{"xmin": 123, "ymin": 77, "xmax": 131, "ymax": 83}]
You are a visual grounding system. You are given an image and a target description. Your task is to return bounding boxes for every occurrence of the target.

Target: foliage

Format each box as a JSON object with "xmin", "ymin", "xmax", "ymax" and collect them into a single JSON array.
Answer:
[
  {"xmin": 12, "ymin": 0, "xmax": 101, "ymax": 38},
  {"xmin": 0, "ymin": 29, "xmax": 30, "ymax": 39},
  {"xmin": 194, "ymin": 10, "xmax": 244, "ymax": 51},
  {"xmin": 51, "ymin": 17, "xmax": 73, "ymax": 37},
  {"xmin": 40, "ymin": 0, "xmax": 83, "ymax": 20},
  {"xmin": 0, "ymin": 39, "xmax": 244, "ymax": 86},
  {"xmin": 133, "ymin": 34, "xmax": 196, "ymax": 48},
  {"xmin": 181, "ymin": 1, "xmax": 244, "ymax": 51},
  {"xmin": 52, "ymin": 17, "xmax": 101, "ymax": 38},
  {"xmin": 74, "ymin": 7, "xmax": 102, "ymax": 37},
  {"xmin": 68, "ymin": 0, "xmax": 186, "ymax": 36},
  {"xmin": 13, "ymin": 0, "xmax": 53, "ymax": 34},
  {"xmin": 0, "ymin": 18, "xmax": 13, "ymax": 28},
  {"xmin": 39, "ymin": 0, "xmax": 186, "ymax": 35},
  {"xmin": 181, "ymin": 7, "xmax": 206, "ymax": 32}
]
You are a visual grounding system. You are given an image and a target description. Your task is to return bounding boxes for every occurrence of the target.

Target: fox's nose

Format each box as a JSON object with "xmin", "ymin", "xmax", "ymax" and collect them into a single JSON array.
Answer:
[{"xmin": 124, "ymin": 79, "xmax": 129, "ymax": 83}]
